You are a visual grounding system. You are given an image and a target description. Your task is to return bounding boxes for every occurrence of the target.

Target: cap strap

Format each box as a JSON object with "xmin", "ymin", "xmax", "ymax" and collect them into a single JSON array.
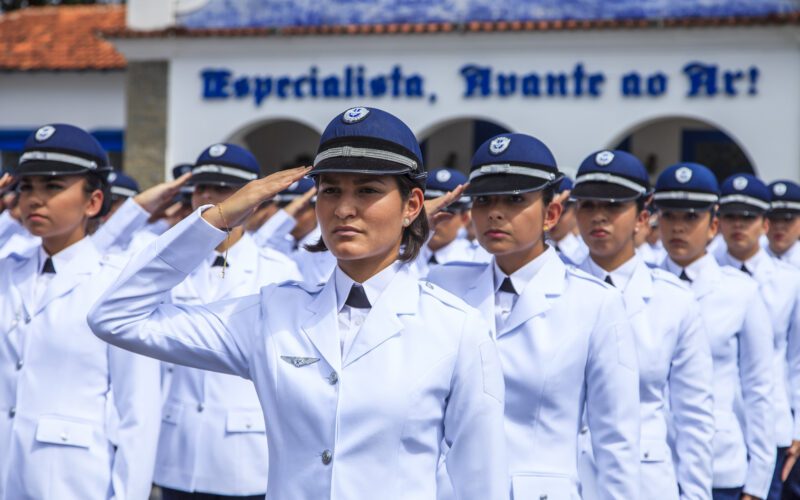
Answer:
[
  {"xmin": 574, "ymin": 172, "xmax": 648, "ymax": 195},
  {"xmin": 771, "ymin": 200, "xmax": 800, "ymax": 211},
  {"xmin": 19, "ymin": 150, "xmax": 99, "ymax": 170},
  {"xmin": 653, "ymin": 191, "xmax": 719, "ymax": 203},
  {"xmin": 314, "ymin": 146, "xmax": 418, "ymax": 171},
  {"xmin": 110, "ymin": 186, "xmax": 138, "ymax": 198},
  {"xmin": 719, "ymin": 194, "xmax": 770, "ymax": 210},
  {"xmin": 468, "ymin": 164, "xmax": 556, "ymax": 182},
  {"xmin": 192, "ymin": 164, "xmax": 258, "ymax": 181}
]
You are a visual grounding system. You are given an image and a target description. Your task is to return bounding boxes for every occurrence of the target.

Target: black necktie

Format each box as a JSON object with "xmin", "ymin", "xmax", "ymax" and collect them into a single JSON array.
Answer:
[
  {"xmin": 604, "ymin": 275, "xmax": 614, "ymax": 287},
  {"xmin": 499, "ymin": 277, "xmax": 517, "ymax": 295},
  {"xmin": 740, "ymin": 263, "xmax": 752, "ymax": 276},
  {"xmin": 345, "ymin": 284, "xmax": 371, "ymax": 309},
  {"xmin": 41, "ymin": 257, "xmax": 56, "ymax": 274},
  {"xmin": 428, "ymin": 254, "xmax": 439, "ymax": 265},
  {"xmin": 679, "ymin": 270, "xmax": 692, "ymax": 283},
  {"xmin": 211, "ymin": 255, "xmax": 229, "ymax": 268}
]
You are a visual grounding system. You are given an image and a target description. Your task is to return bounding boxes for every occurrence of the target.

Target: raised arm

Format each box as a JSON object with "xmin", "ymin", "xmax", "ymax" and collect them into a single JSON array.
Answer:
[{"xmin": 88, "ymin": 167, "xmax": 311, "ymax": 376}]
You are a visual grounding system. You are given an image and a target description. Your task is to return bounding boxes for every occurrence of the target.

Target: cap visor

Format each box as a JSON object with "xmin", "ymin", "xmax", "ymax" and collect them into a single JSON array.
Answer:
[
  {"xmin": 654, "ymin": 199, "xmax": 716, "ymax": 212},
  {"xmin": 718, "ymin": 202, "xmax": 766, "ymax": 215},
  {"xmin": 465, "ymin": 174, "xmax": 552, "ymax": 197},
  {"xmin": 190, "ymin": 172, "xmax": 248, "ymax": 187},
  {"xmin": 11, "ymin": 161, "xmax": 91, "ymax": 177},
  {"xmin": 571, "ymin": 182, "xmax": 642, "ymax": 202}
]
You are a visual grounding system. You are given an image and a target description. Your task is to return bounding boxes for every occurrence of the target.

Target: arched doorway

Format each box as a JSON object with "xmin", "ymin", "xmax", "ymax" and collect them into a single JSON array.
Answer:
[
  {"xmin": 418, "ymin": 117, "xmax": 512, "ymax": 175},
  {"xmin": 227, "ymin": 119, "xmax": 321, "ymax": 175},
  {"xmin": 609, "ymin": 116, "xmax": 754, "ymax": 183}
]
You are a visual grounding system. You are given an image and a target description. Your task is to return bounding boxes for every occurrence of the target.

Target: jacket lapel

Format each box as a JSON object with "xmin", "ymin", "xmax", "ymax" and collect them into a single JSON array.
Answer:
[
  {"xmin": 7, "ymin": 253, "xmax": 38, "ymax": 357},
  {"xmin": 301, "ymin": 279, "xmax": 342, "ymax": 372},
  {"xmin": 499, "ymin": 250, "xmax": 563, "ymax": 337},
  {"xmin": 621, "ymin": 258, "xmax": 652, "ymax": 318},
  {"xmin": 689, "ymin": 255, "xmax": 721, "ymax": 299},
  {"xmin": 34, "ymin": 241, "xmax": 98, "ymax": 316},
  {"xmin": 343, "ymin": 267, "xmax": 416, "ymax": 368},
  {"xmin": 463, "ymin": 263, "xmax": 497, "ymax": 339}
]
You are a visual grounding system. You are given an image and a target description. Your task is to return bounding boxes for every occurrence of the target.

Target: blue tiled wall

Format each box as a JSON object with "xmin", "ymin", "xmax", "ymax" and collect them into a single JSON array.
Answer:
[{"xmin": 178, "ymin": 0, "xmax": 800, "ymax": 29}]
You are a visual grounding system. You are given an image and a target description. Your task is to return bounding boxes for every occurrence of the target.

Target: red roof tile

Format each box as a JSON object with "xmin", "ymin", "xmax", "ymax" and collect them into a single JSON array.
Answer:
[
  {"xmin": 104, "ymin": 11, "xmax": 800, "ymax": 39},
  {"xmin": 0, "ymin": 5, "xmax": 126, "ymax": 71}
]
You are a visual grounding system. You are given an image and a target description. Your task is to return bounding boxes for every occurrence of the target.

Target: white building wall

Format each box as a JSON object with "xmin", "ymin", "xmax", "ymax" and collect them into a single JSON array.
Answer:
[
  {"xmin": 0, "ymin": 72, "xmax": 126, "ymax": 131},
  {"xmin": 113, "ymin": 26, "xmax": 800, "ymax": 182}
]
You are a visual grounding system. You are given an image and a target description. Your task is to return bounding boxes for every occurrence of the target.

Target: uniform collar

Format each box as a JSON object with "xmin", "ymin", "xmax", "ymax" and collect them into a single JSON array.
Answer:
[
  {"xmin": 334, "ymin": 261, "xmax": 401, "ymax": 311},
  {"xmin": 585, "ymin": 253, "xmax": 640, "ymax": 291},
  {"xmin": 38, "ymin": 236, "xmax": 92, "ymax": 274},
  {"xmin": 492, "ymin": 245, "xmax": 552, "ymax": 294},
  {"xmin": 768, "ymin": 240, "xmax": 799, "ymax": 262},
  {"xmin": 425, "ymin": 237, "xmax": 469, "ymax": 263},
  {"xmin": 664, "ymin": 251, "xmax": 716, "ymax": 283},
  {"xmin": 719, "ymin": 247, "xmax": 769, "ymax": 276},
  {"xmin": 554, "ymin": 231, "xmax": 581, "ymax": 253}
]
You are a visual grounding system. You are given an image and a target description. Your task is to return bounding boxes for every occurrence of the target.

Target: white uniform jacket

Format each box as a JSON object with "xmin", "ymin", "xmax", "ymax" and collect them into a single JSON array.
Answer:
[
  {"xmin": 662, "ymin": 254, "xmax": 775, "ymax": 497},
  {"xmin": 412, "ymin": 237, "xmax": 492, "ymax": 279},
  {"xmin": 251, "ymin": 209, "xmax": 336, "ymax": 285},
  {"xmin": 88, "ymin": 209, "xmax": 509, "ymax": 500},
  {"xmin": 549, "ymin": 232, "xmax": 589, "ymax": 266},
  {"xmin": 157, "ymin": 232, "xmax": 301, "ymax": 495},
  {"xmin": 716, "ymin": 249, "xmax": 800, "ymax": 445},
  {"xmin": 577, "ymin": 255, "xmax": 714, "ymax": 500},
  {"xmin": 428, "ymin": 248, "xmax": 640, "ymax": 500},
  {"xmin": 765, "ymin": 240, "xmax": 800, "ymax": 270},
  {"xmin": 0, "ymin": 238, "xmax": 161, "ymax": 500},
  {"xmin": 0, "ymin": 211, "xmax": 39, "ymax": 259}
]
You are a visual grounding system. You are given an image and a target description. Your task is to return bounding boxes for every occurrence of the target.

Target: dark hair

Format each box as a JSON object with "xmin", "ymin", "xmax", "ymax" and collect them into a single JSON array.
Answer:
[
  {"xmin": 305, "ymin": 175, "xmax": 429, "ymax": 262},
  {"xmin": 542, "ymin": 186, "xmax": 555, "ymax": 206},
  {"xmin": 81, "ymin": 173, "xmax": 109, "ymax": 220}
]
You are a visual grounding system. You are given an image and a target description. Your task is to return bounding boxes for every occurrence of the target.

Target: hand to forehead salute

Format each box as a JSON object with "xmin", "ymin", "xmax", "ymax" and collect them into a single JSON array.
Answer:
[{"xmin": 201, "ymin": 166, "xmax": 312, "ymax": 230}]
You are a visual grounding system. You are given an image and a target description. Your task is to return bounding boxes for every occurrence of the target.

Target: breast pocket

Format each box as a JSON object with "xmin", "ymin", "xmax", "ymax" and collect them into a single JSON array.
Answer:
[
  {"xmin": 35, "ymin": 416, "xmax": 94, "ymax": 449},
  {"xmin": 226, "ymin": 410, "xmax": 266, "ymax": 433},
  {"xmin": 511, "ymin": 472, "xmax": 579, "ymax": 500}
]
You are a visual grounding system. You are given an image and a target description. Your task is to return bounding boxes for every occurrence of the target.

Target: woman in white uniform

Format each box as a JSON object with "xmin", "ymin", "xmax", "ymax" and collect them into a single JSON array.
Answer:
[
  {"xmin": 152, "ymin": 144, "xmax": 302, "ymax": 500},
  {"xmin": 571, "ymin": 150, "xmax": 714, "ymax": 499},
  {"xmin": 428, "ymin": 133, "xmax": 640, "ymax": 499},
  {"xmin": 0, "ymin": 124, "xmax": 161, "ymax": 499},
  {"xmin": 654, "ymin": 163, "xmax": 775, "ymax": 500},
  {"xmin": 88, "ymin": 107, "xmax": 508, "ymax": 500}
]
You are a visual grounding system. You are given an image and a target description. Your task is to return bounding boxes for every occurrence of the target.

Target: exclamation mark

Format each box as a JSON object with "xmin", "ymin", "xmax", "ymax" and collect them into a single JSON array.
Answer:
[{"xmin": 748, "ymin": 67, "xmax": 759, "ymax": 95}]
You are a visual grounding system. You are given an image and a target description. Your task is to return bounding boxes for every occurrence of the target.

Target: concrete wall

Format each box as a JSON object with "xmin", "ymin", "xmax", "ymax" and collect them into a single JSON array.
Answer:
[{"xmin": 124, "ymin": 61, "xmax": 169, "ymax": 188}]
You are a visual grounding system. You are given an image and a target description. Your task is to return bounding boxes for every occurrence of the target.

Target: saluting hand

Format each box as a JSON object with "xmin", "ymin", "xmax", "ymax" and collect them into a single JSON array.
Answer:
[
  {"xmin": 203, "ymin": 166, "xmax": 312, "ymax": 230},
  {"xmin": 0, "ymin": 173, "xmax": 15, "ymax": 194},
  {"xmin": 134, "ymin": 172, "xmax": 193, "ymax": 214},
  {"xmin": 424, "ymin": 183, "xmax": 467, "ymax": 230}
]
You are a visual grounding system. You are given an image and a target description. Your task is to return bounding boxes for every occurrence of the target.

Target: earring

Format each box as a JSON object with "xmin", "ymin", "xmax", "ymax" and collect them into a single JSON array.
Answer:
[
  {"xmin": 543, "ymin": 224, "xmax": 550, "ymax": 231},
  {"xmin": 403, "ymin": 217, "xmax": 410, "ymax": 227}
]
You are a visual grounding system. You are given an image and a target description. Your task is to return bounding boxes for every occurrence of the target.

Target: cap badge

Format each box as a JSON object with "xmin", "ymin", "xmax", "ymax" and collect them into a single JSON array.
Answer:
[
  {"xmin": 209, "ymin": 144, "xmax": 227, "ymax": 158},
  {"xmin": 342, "ymin": 107, "xmax": 370, "ymax": 124},
  {"xmin": 773, "ymin": 183, "xmax": 787, "ymax": 196},
  {"xmin": 489, "ymin": 137, "xmax": 511, "ymax": 155},
  {"xmin": 435, "ymin": 170, "xmax": 452, "ymax": 183},
  {"xmin": 733, "ymin": 176, "xmax": 748, "ymax": 191},
  {"xmin": 595, "ymin": 151, "xmax": 615, "ymax": 166},
  {"xmin": 288, "ymin": 181, "xmax": 299, "ymax": 191},
  {"xmin": 675, "ymin": 167, "xmax": 693, "ymax": 184},
  {"xmin": 35, "ymin": 125, "xmax": 56, "ymax": 142},
  {"xmin": 107, "ymin": 172, "xmax": 118, "ymax": 183}
]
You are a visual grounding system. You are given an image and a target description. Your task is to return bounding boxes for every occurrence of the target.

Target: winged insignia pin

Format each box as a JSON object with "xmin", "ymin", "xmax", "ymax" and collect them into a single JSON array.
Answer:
[{"xmin": 280, "ymin": 356, "xmax": 320, "ymax": 368}]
